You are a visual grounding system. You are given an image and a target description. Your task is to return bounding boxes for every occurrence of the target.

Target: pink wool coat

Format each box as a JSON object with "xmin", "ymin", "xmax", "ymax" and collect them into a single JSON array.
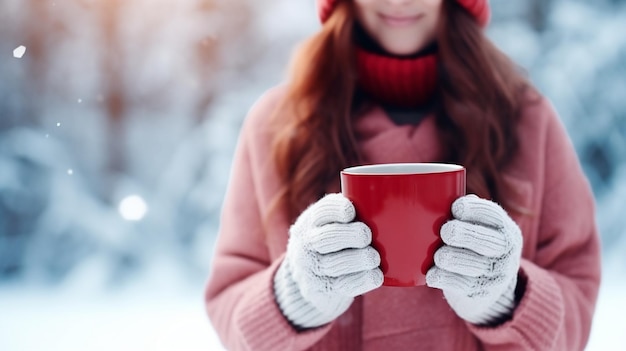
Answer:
[{"xmin": 205, "ymin": 86, "xmax": 601, "ymax": 350}]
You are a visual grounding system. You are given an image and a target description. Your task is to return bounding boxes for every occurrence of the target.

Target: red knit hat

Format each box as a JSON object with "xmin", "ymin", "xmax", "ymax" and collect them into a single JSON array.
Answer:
[{"xmin": 317, "ymin": 0, "xmax": 490, "ymax": 27}]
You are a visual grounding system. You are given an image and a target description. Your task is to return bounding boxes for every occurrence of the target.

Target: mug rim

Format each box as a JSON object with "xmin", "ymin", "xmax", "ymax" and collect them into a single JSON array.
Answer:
[{"xmin": 341, "ymin": 163, "xmax": 464, "ymax": 175}]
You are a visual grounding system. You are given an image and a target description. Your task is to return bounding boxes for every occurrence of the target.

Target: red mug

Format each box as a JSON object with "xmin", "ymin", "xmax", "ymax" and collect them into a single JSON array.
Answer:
[{"xmin": 341, "ymin": 163, "xmax": 466, "ymax": 287}]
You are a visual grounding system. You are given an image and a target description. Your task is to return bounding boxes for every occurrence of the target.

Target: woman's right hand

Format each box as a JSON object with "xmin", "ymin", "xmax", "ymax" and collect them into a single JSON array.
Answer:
[{"xmin": 273, "ymin": 193, "xmax": 383, "ymax": 329}]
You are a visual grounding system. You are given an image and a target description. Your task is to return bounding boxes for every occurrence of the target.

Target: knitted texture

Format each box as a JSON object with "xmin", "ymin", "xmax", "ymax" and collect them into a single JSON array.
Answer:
[
  {"xmin": 274, "ymin": 193, "xmax": 383, "ymax": 329},
  {"xmin": 357, "ymin": 48, "xmax": 437, "ymax": 107},
  {"xmin": 426, "ymin": 194, "xmax": 523, "ymax": 325},
  {"xmin": 317, "ymin": 0, "xmax": 491, "ymax": 26}
]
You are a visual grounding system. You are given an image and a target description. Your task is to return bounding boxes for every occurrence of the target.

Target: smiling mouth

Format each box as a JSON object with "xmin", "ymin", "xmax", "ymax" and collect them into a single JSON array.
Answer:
[{"xmin": 380, "ymin": 13, "xmax": 424, "ymax": 27}]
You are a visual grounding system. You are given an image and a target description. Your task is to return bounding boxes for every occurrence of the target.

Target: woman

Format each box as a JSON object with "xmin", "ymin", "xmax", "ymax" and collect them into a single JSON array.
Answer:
[{"xmin": 205, "ymin": 0, "xmax": 601, "ymax": 350}]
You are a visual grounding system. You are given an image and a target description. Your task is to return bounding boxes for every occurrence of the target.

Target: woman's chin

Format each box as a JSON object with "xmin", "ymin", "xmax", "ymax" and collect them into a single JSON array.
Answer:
[{"xmin": 381, "ymin": 42, "xmax": 427, "ymax": 57}]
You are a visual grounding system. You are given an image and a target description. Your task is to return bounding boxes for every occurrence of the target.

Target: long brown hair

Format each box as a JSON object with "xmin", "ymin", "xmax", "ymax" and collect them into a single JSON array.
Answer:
[{"xmin": 271, "ymin": 0, "xmax": 530, "ymax": 222}]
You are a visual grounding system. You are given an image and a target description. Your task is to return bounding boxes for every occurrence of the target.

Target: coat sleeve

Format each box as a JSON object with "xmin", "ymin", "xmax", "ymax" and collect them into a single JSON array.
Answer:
[
  {"xmin": 204, "ymin": 89, "xmax": 333, "ymax": 351},
  {"xmin": 468, "ymin": 99, "xmax": 602, "ymax": 350}
]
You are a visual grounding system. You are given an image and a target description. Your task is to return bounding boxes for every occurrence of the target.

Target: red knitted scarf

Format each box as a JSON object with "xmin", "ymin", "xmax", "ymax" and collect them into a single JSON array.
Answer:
[{"xmin": 356, "ymin": 47, "xmax": 437, "ymax": 108}]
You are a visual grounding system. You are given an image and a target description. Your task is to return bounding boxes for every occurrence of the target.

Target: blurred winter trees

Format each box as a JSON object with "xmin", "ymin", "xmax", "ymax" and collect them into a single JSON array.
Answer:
[{"xmin": 0, "ymin": 0, "xmax": 624, "ymax": 286}]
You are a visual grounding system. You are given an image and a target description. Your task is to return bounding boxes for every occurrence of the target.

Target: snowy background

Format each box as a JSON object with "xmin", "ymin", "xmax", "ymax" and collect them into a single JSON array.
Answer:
[{"xmin": 0, "ymin": 0, "xmax": 624, "ymax": 350}]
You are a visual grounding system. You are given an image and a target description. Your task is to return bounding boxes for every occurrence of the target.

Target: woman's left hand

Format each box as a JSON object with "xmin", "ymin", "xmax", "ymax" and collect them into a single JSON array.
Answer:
[{"xmin": 426, "ymin": 194, "xmax": 523, "ymax": 325}]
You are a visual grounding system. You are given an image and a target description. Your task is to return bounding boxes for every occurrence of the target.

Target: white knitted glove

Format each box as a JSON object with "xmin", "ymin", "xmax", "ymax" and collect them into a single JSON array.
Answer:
[
  {"xmin": 274, "ymin": 193, "xmax": 383, "ymax": 329},
  {"xmin": 426, "ymin": 194, "xmax": 523, "ymax": 325}
]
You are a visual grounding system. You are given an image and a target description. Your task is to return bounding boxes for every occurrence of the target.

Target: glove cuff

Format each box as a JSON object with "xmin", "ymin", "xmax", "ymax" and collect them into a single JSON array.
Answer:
[
  {"xmin": 468, "ymin": 276, "xmax": 518, "ymax": 326},
  {"xmin": 273, "ymin": 259, "xmax": 351, "ymax": 329}
]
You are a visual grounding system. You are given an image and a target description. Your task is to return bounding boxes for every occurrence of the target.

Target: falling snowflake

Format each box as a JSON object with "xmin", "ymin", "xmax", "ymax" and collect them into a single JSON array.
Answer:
[
  {"xmin": 67, "ymin": 169, "xmax": 73, "ymax": 175},
  {"xmin": 56, "ymin": 122, "xmax": 61, "ymax": 127},
  {"xmin": 13, "ymin": 46, "xmax": 26, "ymax": 58},
  {"xmin": 118, "ymin": 195, "xmax": 148, "ymax": 221}
]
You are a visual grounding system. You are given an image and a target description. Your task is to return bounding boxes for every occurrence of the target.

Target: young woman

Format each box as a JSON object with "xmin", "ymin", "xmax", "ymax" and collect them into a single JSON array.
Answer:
[{"xmin": 205, "ymin": 0, "xmax": 601, "ymax": 350}]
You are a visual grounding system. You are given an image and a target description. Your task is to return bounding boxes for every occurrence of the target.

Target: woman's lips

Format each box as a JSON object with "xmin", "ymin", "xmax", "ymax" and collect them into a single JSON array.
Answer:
[{"xmin": 380, "ymin": 13, "xmax": 424, "ymax": 27}]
